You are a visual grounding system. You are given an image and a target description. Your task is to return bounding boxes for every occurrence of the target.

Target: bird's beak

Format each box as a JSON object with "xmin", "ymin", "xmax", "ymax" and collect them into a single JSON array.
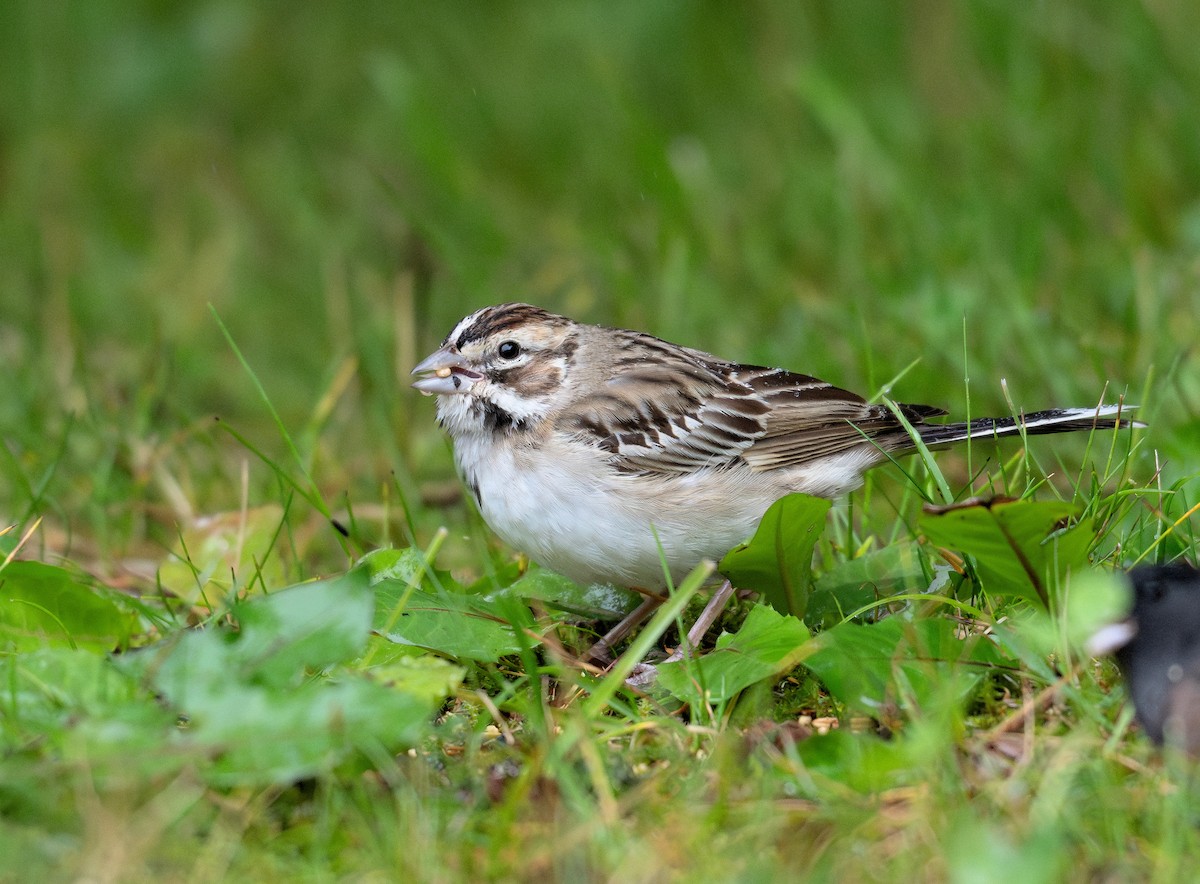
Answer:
[
  {"xmin": 411, "ymin": 346, "xmax": 485, "ymax": 396},
  {"xmin": 1086, "ymin": 618, "xmax": 1139, "ymax": 657}
]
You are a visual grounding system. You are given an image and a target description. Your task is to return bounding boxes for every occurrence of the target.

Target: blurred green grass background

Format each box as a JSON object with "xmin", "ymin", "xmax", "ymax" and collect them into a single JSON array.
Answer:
[
  {"xmin": 2, "ymin": 1, "xmax": 1197, "ymax": 565},
  {"xmin": 3, "ymin": 4, "xmax": 1200, "ymax": 879}
]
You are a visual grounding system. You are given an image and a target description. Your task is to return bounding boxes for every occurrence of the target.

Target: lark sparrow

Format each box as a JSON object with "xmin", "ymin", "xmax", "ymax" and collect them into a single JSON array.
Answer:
[{"xmin": 412, "ymin": 303, "xmax": 1138, "ymax": 589}]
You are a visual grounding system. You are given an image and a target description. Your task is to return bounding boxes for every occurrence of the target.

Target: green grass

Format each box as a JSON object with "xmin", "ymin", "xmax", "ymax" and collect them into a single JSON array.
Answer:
[{"xmin": 2, "ymin": 2, "xmax": 1200, "ymax": 880}]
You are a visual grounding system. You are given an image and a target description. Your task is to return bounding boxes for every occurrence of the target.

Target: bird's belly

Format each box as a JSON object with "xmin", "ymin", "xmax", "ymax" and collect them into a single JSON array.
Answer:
[{"xmin": 465, "ymin": 445, "xmax": 766, "ymax": 588}]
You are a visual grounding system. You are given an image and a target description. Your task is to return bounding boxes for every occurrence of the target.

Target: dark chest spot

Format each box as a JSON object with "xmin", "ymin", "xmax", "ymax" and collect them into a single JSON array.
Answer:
[{"xmin": 471, "ymin": 399, "xmax": 529, "ymax": 433}]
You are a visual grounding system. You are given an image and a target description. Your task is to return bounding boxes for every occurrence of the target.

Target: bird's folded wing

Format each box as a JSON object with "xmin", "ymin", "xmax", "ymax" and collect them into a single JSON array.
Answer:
[{"xmin": 559, "ymin": 344, "xmax": 938, "ymax": 474}]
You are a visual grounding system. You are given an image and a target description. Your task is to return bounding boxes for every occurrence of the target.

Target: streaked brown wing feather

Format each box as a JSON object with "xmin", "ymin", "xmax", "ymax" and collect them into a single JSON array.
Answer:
[
  {"xmin": 559, "ymin": 330, "xmax": 945, "ymax": 475},
  {"xmin": 743, "ymin": 366, "xmax": 947, "ymax": 469},
  {"xmin": 558, "ymin": 333, "xmax": 771, "ymax": 473}
]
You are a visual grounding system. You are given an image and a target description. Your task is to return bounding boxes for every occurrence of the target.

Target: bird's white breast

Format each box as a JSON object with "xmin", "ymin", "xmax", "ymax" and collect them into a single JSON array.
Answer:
[{"xmin": 447, "ymin": 422, "xmax": 873, "ymax": 589}]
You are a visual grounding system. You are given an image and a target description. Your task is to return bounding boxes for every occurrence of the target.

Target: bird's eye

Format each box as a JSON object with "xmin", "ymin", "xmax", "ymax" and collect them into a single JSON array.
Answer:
[{"xmin": 497, "ymin": 340, "xmax": 522, "ymax": 360}]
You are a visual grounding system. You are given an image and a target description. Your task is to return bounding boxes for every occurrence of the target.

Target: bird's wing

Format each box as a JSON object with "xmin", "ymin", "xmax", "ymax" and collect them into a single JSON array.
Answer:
[
  {"xmin": 557, "ymin": 331, "xmax": 939, "ymax": 474},
  {"xmin": 556, "ymin": 334, "xmax": 769, "ymax": 473},
  {"xmin": 738, "ymin": 366, "xmax": 945, "ymax": 470}
]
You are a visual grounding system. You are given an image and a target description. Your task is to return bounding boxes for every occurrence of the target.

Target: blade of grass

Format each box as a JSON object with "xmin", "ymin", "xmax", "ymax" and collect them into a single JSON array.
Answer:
[
  {"xmin": 209, "ymin": 305, "xmax": 332, "ymax": 520},
  {"xmin": 883, "ymin": 396, "xmax": 955, "ymax": 505}
]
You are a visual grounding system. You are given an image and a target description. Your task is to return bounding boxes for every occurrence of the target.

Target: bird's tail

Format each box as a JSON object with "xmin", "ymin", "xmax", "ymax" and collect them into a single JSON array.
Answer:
[{"xmin": 915, "ymin": 404, "xmax": 1143, "ymax": 448}]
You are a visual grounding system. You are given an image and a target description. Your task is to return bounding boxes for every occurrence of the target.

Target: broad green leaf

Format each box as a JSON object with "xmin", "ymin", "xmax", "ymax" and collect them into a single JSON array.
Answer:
[
  {"xmin": 1, "ymin": 647, "xmax": 183, "ymax": 785},
  {"xmin": 154, "ymin": 634, "xmax": 436, "ymax": 785},
  {"xmin": 806, "ymin": 542, "xmax": 936, "ymax": 628},
  {"xmin": 6, "ymin": 646, "xmax": 140, "ymax": 713},
  {"xmin": 493, "ymin": 568, "xmax": 640, "ymax": 620},
  {"xmin": 228, "ymin": 566, "xmax": 375, "ymax": 686},
  {"xmin": 157, "ymin": 505, "xmax": 290, "ymax": 605},
  {"xmin": 919, "ymin": 498, "xmax": 1091, "ymax": 608},
  {"xmin": 1, "ymin": 647, "xmax": 164, "ymax": 753},
  {"xmin": 719, "ymin": 494, "xmax": 831, "ymax": 618},
  {"xmin": 804, "ymin": 616, "xmax": 1013, "ymax": 716},
  {"xmin": 360, "ymin": 547, "xmax": 464, "ymax": 593},
  {"xmin": 152, "ymin": 566, "xmax": 375, "ymax": 701},
  {"xmin": 657, "ymin": 604, "xmax": 813, "ymax": 704},
  {"xmin": 0, "ymin": 561, "xmax": 137, "ymax": 651},
  {"xmin": 373, "ymin": 583, "xmax": 529, "ymax": 662},
  {"xmin": 794, "ymin": 729, "xmax": 914, "ymax": 794},
  {"xmin": 202, "ymin": 680, "xmax": 435, "ymax": 786},
  {"xmin": 142, "ymin": 566, "xmax": 443, "ymax": 786},
  {"xmin": 367, "ymin": 547, "xmax": 535, "ymax": 662},
  {"xmin": 357, "ymin": 641, "xmax": 467, "ymax": 704}
]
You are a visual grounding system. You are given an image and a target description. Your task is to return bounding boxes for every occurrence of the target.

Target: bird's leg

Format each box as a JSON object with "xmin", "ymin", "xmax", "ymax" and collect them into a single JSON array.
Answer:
[
  {"xmin": 664, "ymin": 579, "xmax": 736, "ymax": 663},
  {"xmin": 583, "ymin": 596, "xmax": 661, "ymax": 665},
  {"xmin": 621, "ymin": 580, "xmax": 738, "ymax": 688},
  {"xmin": 583, "ymin": 580, "xmax": 737, "ymax": 670}
]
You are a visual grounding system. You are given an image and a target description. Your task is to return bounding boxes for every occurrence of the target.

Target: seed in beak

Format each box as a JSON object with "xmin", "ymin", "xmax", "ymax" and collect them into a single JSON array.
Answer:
[{"xmin": 435, "ymin": 367, "xmax": 452, "ymax": 378}]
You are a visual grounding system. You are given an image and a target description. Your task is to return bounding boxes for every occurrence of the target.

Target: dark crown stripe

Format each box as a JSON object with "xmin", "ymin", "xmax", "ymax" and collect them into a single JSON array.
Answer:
[{"xmin": 454, "ymin": 303, "xmax": 567, "ymax": 348}]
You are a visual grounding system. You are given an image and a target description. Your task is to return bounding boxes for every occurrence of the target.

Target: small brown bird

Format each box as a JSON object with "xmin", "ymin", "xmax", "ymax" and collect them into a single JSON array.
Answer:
[{"xmin": 412, "ymin": 303, "xmax": 1141, "ymax": 590}]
